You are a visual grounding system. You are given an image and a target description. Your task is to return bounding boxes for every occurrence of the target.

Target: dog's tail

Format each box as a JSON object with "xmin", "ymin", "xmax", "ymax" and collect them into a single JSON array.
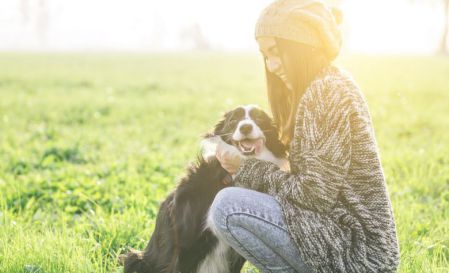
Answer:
[{"xmin": 119, "ymin": 249, "xmax": 148, "ymax": 273}]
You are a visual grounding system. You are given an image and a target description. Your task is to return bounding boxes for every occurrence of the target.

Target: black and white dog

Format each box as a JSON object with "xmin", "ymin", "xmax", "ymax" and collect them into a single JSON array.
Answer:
[{"xmin": 122, "ymin": 105, "xmax": 288, "ymax": 273}]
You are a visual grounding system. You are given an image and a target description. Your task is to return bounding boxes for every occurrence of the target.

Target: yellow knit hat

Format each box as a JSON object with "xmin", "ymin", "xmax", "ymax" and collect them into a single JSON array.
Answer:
[{"xmin": 255, "ymin": 0, "xmax": 343, "ymax": 60}]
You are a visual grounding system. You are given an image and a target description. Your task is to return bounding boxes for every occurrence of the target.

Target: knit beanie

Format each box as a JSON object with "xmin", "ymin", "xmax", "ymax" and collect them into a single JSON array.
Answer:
[{"xmin": 255, "ymin": 0, "xmax": 343, "ymax": 60}]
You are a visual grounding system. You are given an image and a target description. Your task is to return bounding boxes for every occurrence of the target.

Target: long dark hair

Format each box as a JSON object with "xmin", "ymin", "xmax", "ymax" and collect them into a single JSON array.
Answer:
[{"xmin": 265, "ymin": 37, "xmax": 330, "ymax": 145}]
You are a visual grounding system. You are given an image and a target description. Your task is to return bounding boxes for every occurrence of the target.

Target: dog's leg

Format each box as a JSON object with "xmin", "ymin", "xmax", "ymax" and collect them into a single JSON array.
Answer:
[
  {"xmin": 123, "ymin": 193, "xmax": 177, "ymax": 273},
  {"xmin": 122, "ymin": 249, "xmax": 146, "ymax": 273}
]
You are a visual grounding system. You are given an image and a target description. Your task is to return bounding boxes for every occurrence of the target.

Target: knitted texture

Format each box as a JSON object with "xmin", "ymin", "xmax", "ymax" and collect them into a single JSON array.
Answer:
[
  {"xmin": 255, "ymin": 0, "xmax": 342, "ymax": 60},
  {"xmin": 234, "ymin": 66, "xmax": 400, "ymax": 273}
]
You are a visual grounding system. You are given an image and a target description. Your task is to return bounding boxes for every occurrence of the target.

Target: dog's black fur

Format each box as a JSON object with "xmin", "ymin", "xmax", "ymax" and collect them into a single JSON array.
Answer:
[{"xmin": 122, "ymin": 106, "xmax": 287, "ymax": 273}]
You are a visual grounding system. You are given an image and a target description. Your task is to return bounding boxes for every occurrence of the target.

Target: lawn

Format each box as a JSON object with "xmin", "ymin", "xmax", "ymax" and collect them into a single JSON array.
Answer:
[{"xmin": 0, "ymin": 52, "xmax": 448, "ymax": 272}]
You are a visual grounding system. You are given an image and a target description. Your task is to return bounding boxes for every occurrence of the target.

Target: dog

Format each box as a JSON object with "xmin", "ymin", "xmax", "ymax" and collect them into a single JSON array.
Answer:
[{"xmin": 121, "ymin": 105, "xmax": 288, "ymax": 273}]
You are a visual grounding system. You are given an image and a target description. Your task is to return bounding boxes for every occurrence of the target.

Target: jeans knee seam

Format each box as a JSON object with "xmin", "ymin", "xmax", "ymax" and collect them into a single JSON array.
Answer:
[
  {"xmin": 224, "ymin": 213, "xmax": 295, "ymax": 273},
  {"xmin": 227, "ymin": 211, "xmax": 289, "ymax": 233},
  {"xmin": 225, "ymin": 214, "xmax": 276, "ymax": 273}
]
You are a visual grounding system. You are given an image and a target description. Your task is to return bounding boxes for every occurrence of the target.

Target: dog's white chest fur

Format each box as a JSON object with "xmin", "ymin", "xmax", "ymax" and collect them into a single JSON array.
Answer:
[{"xmin": 196, "ymin": 240, "xmax": 231, "ymax": 273}]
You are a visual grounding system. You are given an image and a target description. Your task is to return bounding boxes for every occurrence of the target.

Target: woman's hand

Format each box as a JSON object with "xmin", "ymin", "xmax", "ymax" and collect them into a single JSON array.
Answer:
[{"xmin": 215, "ymin": 141, "xmax": 244, "ymax": 175}]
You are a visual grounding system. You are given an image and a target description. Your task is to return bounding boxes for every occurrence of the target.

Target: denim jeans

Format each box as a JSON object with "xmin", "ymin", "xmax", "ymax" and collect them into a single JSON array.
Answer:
[{"xmin": 208, "ymin": 187, "xmax": 311, "ymax": 273}]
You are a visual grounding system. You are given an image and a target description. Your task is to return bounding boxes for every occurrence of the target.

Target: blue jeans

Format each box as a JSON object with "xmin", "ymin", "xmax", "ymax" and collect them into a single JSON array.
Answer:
[{"xmin": 208, "ymin": 187, "xmax": 311, "ymax": 273}]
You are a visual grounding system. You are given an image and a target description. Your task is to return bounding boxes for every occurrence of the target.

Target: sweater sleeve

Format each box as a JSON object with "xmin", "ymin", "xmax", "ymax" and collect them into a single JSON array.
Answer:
[{"xmin": 233, "ymin": 85, "xmax": 353, "ymax": 213}]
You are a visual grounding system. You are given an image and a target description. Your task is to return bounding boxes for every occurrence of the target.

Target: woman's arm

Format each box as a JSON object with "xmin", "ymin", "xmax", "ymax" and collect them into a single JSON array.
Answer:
[{"xmin": 234, "ymin": 86, "xmax": 353, "ymax": 214}]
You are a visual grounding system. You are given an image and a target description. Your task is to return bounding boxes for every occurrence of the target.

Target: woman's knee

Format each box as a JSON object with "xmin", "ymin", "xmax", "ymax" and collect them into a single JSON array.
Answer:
[{"xmin": 208, "ymin": 187, "xmax": 240, "ymax": 234}]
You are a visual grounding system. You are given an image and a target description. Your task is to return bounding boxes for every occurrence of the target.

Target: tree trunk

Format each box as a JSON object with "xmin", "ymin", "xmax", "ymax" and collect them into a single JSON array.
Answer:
[
  {"xmin": 36, "ymin": 0, "xmax": 49, "ymax": 46},
  {"xmin": 20, "ymin": 0, "xmax": 29, "ymax": 25},
  {"xmin": 439, "ymin": 0, "xmax": 449, "ymax": 54}
]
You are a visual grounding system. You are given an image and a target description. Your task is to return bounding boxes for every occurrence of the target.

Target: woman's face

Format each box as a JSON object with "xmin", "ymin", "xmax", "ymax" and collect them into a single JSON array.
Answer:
[{"xmin": 257, "ymin": 37, "xmax": 293, "ymax": 91}]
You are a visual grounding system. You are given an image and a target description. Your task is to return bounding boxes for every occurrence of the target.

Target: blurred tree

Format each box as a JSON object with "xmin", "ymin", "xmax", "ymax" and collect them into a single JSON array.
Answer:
[
  {"xmin": 20, "ymin": 0, "xmax": 29, "ymax": 25},
  {"xmin": 36, "ymin": 0, "xmax": 49, "ymax": 45},
  {"xmin": 180, "ymin": 23, "xmax": 211, "ymax": 51},
  {"xmin": 411, "ymin": 0, "xmax": 449, "ymax": 54},
  {"xmin": 18, "ymin": 0, "xmax": 50, "ymax": 47},
  {"xmin": 441, "ymin": 0, "xmax": 449, "ymax": 54}
]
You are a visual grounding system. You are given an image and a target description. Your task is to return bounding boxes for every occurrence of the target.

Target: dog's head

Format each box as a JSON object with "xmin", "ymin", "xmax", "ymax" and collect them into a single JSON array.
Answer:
[{"xmin": 208, "ymin": 105, "xmax": 287, "ymax": 159}]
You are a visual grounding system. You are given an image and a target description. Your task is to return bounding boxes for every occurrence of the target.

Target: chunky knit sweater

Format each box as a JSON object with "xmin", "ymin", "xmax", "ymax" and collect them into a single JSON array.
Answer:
[{"xmin": 234, "ymin": 66, "xmax": 400, "ymax": 273}]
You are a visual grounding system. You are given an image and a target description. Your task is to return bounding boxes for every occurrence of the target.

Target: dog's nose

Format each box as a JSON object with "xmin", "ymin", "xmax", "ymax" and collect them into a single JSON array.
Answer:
[{"xmin": 239, "ymin": 124, "xmax": 253, "ymax": 135}]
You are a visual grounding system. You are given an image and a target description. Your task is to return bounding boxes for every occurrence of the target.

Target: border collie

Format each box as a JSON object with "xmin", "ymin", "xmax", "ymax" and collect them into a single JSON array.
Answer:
[{"xmin": 121, "ymin": 105, "xmax": 288, "ymax": 273}]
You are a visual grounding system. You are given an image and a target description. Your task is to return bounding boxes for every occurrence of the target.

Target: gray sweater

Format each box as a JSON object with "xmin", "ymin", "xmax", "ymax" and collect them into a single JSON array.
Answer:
[{"xmin": 234, "ymin": 66, "xmax": 400, "ymax": 273}]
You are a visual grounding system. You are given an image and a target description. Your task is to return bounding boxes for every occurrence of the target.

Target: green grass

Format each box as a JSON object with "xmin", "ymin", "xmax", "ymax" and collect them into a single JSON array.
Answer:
[{"xmin": 0, "ymin": 52, "xmax": 448, "ymax": 272}]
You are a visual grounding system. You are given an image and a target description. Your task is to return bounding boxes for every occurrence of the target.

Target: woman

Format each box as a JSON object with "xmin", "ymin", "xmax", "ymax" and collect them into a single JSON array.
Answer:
[{"xmin": 209, "ymin": 0, "xmax": 400, "ymax": 272}]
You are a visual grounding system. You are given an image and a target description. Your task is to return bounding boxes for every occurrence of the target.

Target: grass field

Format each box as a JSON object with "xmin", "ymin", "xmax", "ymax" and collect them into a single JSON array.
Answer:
[{"xmin": 0, "ymin": 52, "xmax": 448, "ymax": 273}]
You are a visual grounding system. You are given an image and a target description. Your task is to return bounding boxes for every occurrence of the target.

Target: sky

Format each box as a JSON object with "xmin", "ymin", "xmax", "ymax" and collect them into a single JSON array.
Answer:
[{"xmin": 0, "ymin": 0, "xmax": 446, "ymax": 53}]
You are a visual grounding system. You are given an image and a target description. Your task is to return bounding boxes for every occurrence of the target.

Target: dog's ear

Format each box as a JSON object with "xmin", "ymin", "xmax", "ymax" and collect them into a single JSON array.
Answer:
[
  {"xmin": 212, "ymin": 116, "xmax": 227, "ymax": 136},
  {"xmin": 257, "ymin": 111, "xmax": 288, "ymax": 158},
  {"xmin": 265, "ymin": 126, "xmax": 288, "ymax": 157},
  {"xmin": 200, "ymin": 117, "xmax": 226, "ymax": 140},
  {"xmin": 207, "ymin": 109, "xmax": 233, "ymax": 138}
]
